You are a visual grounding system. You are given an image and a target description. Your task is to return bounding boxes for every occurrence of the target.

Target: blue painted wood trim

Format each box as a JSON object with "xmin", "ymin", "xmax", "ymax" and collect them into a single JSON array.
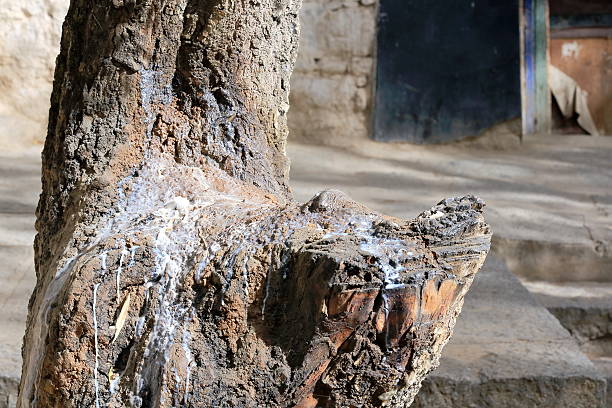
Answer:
[{"xmin": 521, "ymin": 0, "xmax": 550, "ymax": 135}]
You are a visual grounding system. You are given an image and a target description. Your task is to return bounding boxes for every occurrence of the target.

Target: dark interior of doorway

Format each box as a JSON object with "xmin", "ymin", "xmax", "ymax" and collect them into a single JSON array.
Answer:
[{"xmin": 374, "ymin": 0, "xmax": 521, "ymax": 144}]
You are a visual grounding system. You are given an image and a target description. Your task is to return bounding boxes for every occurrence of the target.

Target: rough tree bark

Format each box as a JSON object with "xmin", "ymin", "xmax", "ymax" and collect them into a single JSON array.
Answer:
[{"xmin": 19, "ymin": 1, "xmax": 491, "ymax": 407}]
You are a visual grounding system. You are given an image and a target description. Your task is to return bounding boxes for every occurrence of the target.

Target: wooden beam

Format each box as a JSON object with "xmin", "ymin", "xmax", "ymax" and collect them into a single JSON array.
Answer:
[
  {"xmin": 551, "ymin": 27, "xmax": 612, "ymax": 39},
  {"xmin": 549, "ymin": 0, "xmax": 612, "ymax": 16},
  {"xmin": 520, "ymin": 0, "xmax": 551, "ymax": 136}
]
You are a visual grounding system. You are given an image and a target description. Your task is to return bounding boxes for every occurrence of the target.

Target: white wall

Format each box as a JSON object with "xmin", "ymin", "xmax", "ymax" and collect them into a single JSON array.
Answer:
[
  {"xmin": 0, "ymin": 0, "xmax": 378, "ymax": 151},
  {"xmin": 0, "ymin": 0, "xmax": 68, "ymax": 152},
  {"xmin": 289, "ymin": 0, "xmax": 378, "ymax": 146}
]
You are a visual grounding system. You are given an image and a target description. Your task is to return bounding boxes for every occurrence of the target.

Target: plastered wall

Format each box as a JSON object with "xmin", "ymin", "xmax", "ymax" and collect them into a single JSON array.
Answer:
[
  {"xmin": 0, "ymin": 0, "xmax": 376, "ymax": 151},
  {"xmin": 288, "ymin": 0, "xmax": 378, "ymax": 146},
  {"xmin": 0, "ymin": 0, "xmax": 68, "ymax": 151}
]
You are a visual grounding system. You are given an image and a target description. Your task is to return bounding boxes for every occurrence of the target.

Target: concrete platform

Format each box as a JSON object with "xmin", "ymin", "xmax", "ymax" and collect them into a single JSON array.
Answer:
[
  {"xmin": 288, "ymin": 135, "xmax": 612, "ymax": 282},
  {"xmin": 413, "ymin": 256, "xmax": 607, "ymax": 407}
]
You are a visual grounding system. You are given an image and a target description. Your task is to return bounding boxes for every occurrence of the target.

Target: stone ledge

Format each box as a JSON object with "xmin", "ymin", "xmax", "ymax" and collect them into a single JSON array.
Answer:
[{"xmin": 414, "ymin": 256, "xmax": 607, "ymax": 407}]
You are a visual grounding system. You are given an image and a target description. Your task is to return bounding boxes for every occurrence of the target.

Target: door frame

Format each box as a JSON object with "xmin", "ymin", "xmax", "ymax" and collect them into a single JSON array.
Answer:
[{"xmin": 520, "ymin": 0, "xmax": 551, "ymax": 136}]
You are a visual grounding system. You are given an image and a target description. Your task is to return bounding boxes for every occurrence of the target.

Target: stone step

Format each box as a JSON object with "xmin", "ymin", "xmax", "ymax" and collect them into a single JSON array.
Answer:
[
  {"xmin": 593, "ymin": 358, "xmax": 612, "ymax": 408},
  {"xmin": 524, "ymin": 280, "xmax": 612, "ymax": 352},
  {"xmin": 526, "ymin": 280, "xmax": 612, "ymax": 407},
  {"xmin": 413, "ymin": 255, "xmax": 607, "ymax": 407}
]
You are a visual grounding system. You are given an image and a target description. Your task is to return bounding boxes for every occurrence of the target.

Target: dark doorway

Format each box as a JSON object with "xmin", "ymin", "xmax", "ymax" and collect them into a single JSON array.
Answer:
[{"xmin": 374, "ymin": 0, "xmax": 521, "ymax": 143}]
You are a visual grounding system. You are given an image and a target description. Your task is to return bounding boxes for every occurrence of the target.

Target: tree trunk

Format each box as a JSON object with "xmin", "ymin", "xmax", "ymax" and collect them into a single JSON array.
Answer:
[{"xmin": 19, "ymin": 1, "xmax": 491, "ymax": 407}]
